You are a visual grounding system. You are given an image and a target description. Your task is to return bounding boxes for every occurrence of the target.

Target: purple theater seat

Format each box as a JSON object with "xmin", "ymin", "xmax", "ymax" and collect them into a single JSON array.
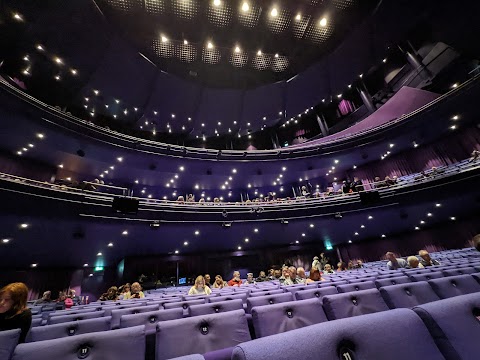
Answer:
[
  {"xmin": 0, "ymin": 329, "xmax": 20, "ymax": 360},
  {"xmin": 231, "ymin": 309, "xmax": 445, "ymax": 360},
  {"xmin": 282, "ymin": 285, "xmax": 310, "ymax": 296},
  {"xmin": 209, "ymin": 293, "xmax": 248, "ymax": 304},
  {"xmin": 251, "ymin": 299, "xmax": 328, "ymax": 338},
  {"xmin": 248, "ymin": 289, "xmax": 284, "ymax": 297},
  {"xmin": 30, "ymin": 318, "xmax": 43, "ymax": 328},
  {"xmin": 12, "ymin": 325, "xmax": 145, "ymax": 360},
  {"xmin": 379, "ymin": 282, "xmax": 440, "ymax": 309},
  {"xmin": 48, "ymin": 310, "xmax": 105, "ymax": 325},
  {"xmin": 246, "ymin": 293, "xmax": 294, "ymax": 314},
  {"xmin": 120, "ymin": 308, "xmax": 184, "ymax": 334},
  {"xmin": 473, "ymin": 273, "xmax": 480, "ymax": 283},
  {"xmin": 318, "ymin": 280, "xmax": 347, "ymax": 288},
  {"xmin": 26, "ymin": 317, "xmax": 112, "ymax": 342},
  {"xmin": 347, "ymin": 277, "xmax": 377, "ymax": 284},
  {"xmin": 413, "ymin": 293, "xmax": 480, "ymax": 360},
  {"xmin": 322, "ymin": 289, "xmax": 389, "ymax": 320},
  {"xmin": 102, "ymin": 304, "xmax": 146, "ymax": 317},
  {"xmin": 164, "ymin": 299, "xmax": 206, "ymax": 316},
  {"xmin": 155, "ymin": 309, "xmax": 251, "ymax": 360},
  {"xmin": 294, "ymin": 287, "xmax": 338, "ymax": 301},
  {"xmin": 189, "ymin": 299, "xmax": 244, "ymax": 317},
  {"xmin": 110, "ymin": 304, "xmax": 160, "ymax": 329},
  {"xmin": 409, "ymin": 272, "xmax": 444, "ymax": 282},
  {"xmin": 168, "ymin": 355, "xmax": 205, "ymax": 360},
  {"xmin": 375, "ymin": 276, "xmax": 412, "ymax": 288},
  {"xmin": 336, "ymin": 281, "xmax": 376, "ymax": 293},
  {"xmin": 443, "ymin": 267, "xmax": 478, "ymax": 277},
  {"xmin": 428, "ymin": 274, "xmax": 480, "ymax": 299},
  {"xmin": 184, "ymin": 295, "xmax": 215, "ymax": 302}
]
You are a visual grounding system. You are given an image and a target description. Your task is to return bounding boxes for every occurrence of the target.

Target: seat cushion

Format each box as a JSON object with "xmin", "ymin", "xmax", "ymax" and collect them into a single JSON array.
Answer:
[
  {"xmin": 413, "ymin": 292, "xmax": 480, "ymax": 360},
  {"xmin": 428, "ymin": 275, "xmax": 480, "ymax": 299},
  {"xmin": 379, "ymin": 282, "xmax": 440, "ymax": 309},
  {"xmin": 322, "ymin": 289, "xmax": 389, "ymax": 320},
  {"xmin": 232, "ymin": 309, "xmax": 445, "ymax": 360},
  {"xmin": 251, "ymin": 299, "xmax": 327, "ymax": 338}
]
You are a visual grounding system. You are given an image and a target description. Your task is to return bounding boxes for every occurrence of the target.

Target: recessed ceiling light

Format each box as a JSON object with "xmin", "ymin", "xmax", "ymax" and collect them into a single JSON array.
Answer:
[
  {"xmin": 122, "ymin": 230, "xmax": 128, "ymax": 235},
  {"xmin": 234, "ymin": 46, "xmax": 241, "ymax": 53},
  {"xmin": 89, "ymin": 273, "xmax": 93, "ymax": 277},
  {"xmin": 452, "ymin": 115, "xmax": 459, "ymax": 120},
  {"xmin": 319, "ymin": 17, "xmax": 327, "ymax": 27},
  {"xmin": 381, "ymin": 234, "xmax": 386, "ymax": 238},
  {"xmin": 117, "ymin": 157, "xmax": 123, "ymax": 162},
  {"xmin": 237, "ymin": 246, "xmax": 242, "ymax": 250},
  {"xmin": 275, "ymin": 53, "xmax": 279, "ymax": 58},
  {"xmin": 174, "ymin": 250, "xmax": 179, "ymax": 254},
  {"xmin": 270, "ymin": 8, "xmax": 278, "ymax": 17},
  {"xmin": 254, "ymin": 228, "xmax": 258, "ymax": 233},
  {"xmin": 97, "ymin": 252, "xmax": 102, "ymax": 256},
  {"xmin": 71, "ymin": 69, "xmax": 78, "ymax": 75},
  {"xmin": 415, "ymin": 226, "xmax": 420, "ymax": 230},
  {"xmin": 389, "ymin": 143, "xmax": 395, "ymax": 148},
  {"xmin": 450, "ymin": 216, "xmax": 456, "ymax": 221},
  {"xmin": 427, "ymin": 213, "xmax": 433, "ymax": 217},
  {"xmin": 420, "ymin": 220, "xmax": 425, "ymax": 224},
  {"xmin": 334, "ymin": 159, "xmax": 339, "ymax": 164},
  {"xmin": 2, "ymin": 239, "xmax": 10, "ymax": 243},
  {"xmin": 368, "ymin": 215, "xmax": 373, "ymax": 220},
  {"xmin": 452, "ymin": 83, "xmax": 458, "ymax": 88},
  {"xmin": 194, "ymin": 230, "xmax": 200, "ymax": 235},
  {"xmin": 241, "ymin": 2, "xmax": 249, "ymax": 12},
  {"xmin": 301, "ymin": 233, "xmax": 306, "ymax": 237},
  {"xmin": 83, "ymin": 263, "xmax": 88, "ymax": 267},
  {"xmin": 31, "ymin": 263, "xmax": 37, "ymax": 268},
  {"xmin": 354, "ymin": 232, "xmax": 359, "ymax": 236},
  {"xmin": 245, "ymin": 238, "xmax": 249, "ymax": 242},
  {"xmin": 309, "ymin": 224, "xmax": 314, "ymax": 228},
  {"xmin": 36, "ymin": 133, "xmax": 44, "ymax": 139},
  {"xmin": 295, "ymin": 240, "xmax": 299, "ymax": 244},
  {"xmin": 435, "ymin": 203, "xmax": 441, "ymax": 207},
  {"xmin": 161, "ymin": 35, "xmax": 168, "ymax": 43},
  {"xmin": 207, "ymin": 42, "xmax": 214, "ymax": 49},
  {"xmin": 360, "ymin": 225, "xmax": 365, "ymax": 228},
  {"xmin": 20, "ymin": 223, "xmax": 29, "ymax": 229},
  {"xmin": 383, "ymin": 58, "xmax": 387, "ymax": 63},
  {"xmin": 282, "ymin": 167, "xmax": 287, "ymax": 171},
  {"xmin": 450, "ymin": 125, "xmax": 457, "ymax": 130},
  {"xmin": 348, "ymin": 240, "xmax": 352, "ymax": 243},
  {"xmin": 257, "ymin": 50, "xmax": 262, "ymax": 55},
  {"xmin": 13, "ymin": 13, "xmax": 23, "ymax": 21},
  {"xmin": 54, "ymin": 57, "xmax": 63, "ymax": 64},
  {"xmin": 295, "ymin": 13, "xmax": 301, "ymax": 21},
  {"xmin": 108, "ymin": 242, "xmax": 113, "ymax": 247}
]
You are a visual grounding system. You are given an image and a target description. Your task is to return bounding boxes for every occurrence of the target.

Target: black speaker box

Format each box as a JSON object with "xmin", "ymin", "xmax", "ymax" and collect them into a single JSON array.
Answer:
[
  {"xmin": 359, "ymin": 191, "xmax": 380, "ymax": 205},
  {"xmin": 112, "ymin": 197, "xmax": 139, "ymax": 214}
]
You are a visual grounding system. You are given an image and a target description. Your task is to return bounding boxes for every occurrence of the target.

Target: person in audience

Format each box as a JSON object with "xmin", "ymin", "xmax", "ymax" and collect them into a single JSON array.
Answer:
[
  {"xmin": 323, "ymin": 264, "xmax": 335, "ymax": 274},
  {"xmin": 385, "ymin": 252, "xmax": 408, "ymax": 270},
  {"xmin": 268, "ymin": 269, "xmax": 274, "ymax": 278},
  {"xmin": 243, "ymin": 273, "xmax": 255, "ymax": 285},
  {"xmin": 469, "ymin": 149, "xmax": 480, "ymax": 162},
  {"xmin": 212, "ymin": 275, "xmax": 227, "ymax": 288},
  {"xmin": 347, "ymin": 260, "xmax": 355, "ymax": 270},
  {"xmin": 305, "ymin": 268, "xmax": 324, "ymax": 284},
  {"xmin": 418, "ymin": 250, "xmax": 440, "ymax": 267},
  {"xmin": 188, "ymin": 275, "xmax": 212, "ymax": 295},
  {"xmin": 204, "ymin": 274, "xmax": 211, "ymax": 288},
  {"xmin": 311, "ymin": 256, "xmax": 321, "ymax": 271},
  {"xmin": 289, "ymin": 266, "xmax": 304, "ymax": 284},
  {"xmin": 256, "ymin": 271, "xmax": 268, "ymax": 282},
  {"xmin": 373, "ymin": 176, "xmax": 386, "ymax": 188},
  {"xmin": 351, "ymin": 177, "xmax": 364, "ymax": 192},
  {"xmin": 68, "ymin": 289, "xmax": 80, "ymax": 306},
  {"xmin": 385, "ymin": 176, "xmax": 396, "ymax": 186},
  {"xmin": 472, "ymin": 234, "xmax": 480, "ymax": 252},
  {"xmin": 118, "ymin": 283, "xmax": 131, "ymax": 300},
  {"xmin": 407, "ymin": 256, "xmax": 424, "ymax": 269},
  {"xmin": 355, "ymin": 260, "xmax": 364, "ymax": 268},
  {"xmin": 297, "ymin": 267, "xmax": 307, "ymax": 283},
  {"xmin": 176, "ymin": 195, "xmax": 185, "ymax": 203},
  {"xmin": 319, "ymin": 253, "xmax": 329, "ymax": 270},
  {"xmin": 186, "ymin": 194, "xmax": 195, "ymax": 202},
  {"xmin": 336, "ymin": 262, "xmax": 347, "ymax": 272},
  {"xmin": 99, "ymin": 286, "xmax": 118, "ymax": 301},
  {"xmin": 56, "ymin": 291, "xmax": 66, "ymax": 302},
  {"xmin": 126, "ymin": 282, "xmax": 145, "ymax": 299},
  {"xmin": 279, "ymin": 266, "xmax": 292, "ymax": 285},
  {"xmin": 227, "ymin": 271, "xmax": 243, "ymax": 286},
  {"xmin": 35, "ymin": 290, "xmax": 52, "ymax": 304},
  {"xmin": 301, "ymin": 186, "xmax": 311, "ymax": 198},
  {"xmin": 0, "ymin": 282, "xmax": 32, "ymax": 343},
  {"xmin": 272, "ymin": 269, "xmax": 282, "ymax": 280}
]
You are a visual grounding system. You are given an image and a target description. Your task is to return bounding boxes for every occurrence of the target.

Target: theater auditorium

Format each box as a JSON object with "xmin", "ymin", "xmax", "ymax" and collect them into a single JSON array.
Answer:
[{"xmin": 1, "ymin": 0, "xmax": 480, "ymax": 359}]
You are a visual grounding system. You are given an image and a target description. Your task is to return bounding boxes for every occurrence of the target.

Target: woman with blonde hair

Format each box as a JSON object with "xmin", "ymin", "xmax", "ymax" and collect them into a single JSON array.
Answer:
[
  {"xmin": 212, "ymin": 275, "xmax": 227, "ymax": 289},
  {"xmin": 188, "ymin": 275, "xmax": 212, "ymax": 295},
  {"xmin": 0, "ymin": 282, "xmax": 32, "ymax": 343}
]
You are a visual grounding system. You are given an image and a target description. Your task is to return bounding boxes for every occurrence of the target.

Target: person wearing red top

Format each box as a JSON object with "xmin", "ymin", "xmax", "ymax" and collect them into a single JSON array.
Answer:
[{"xmin": 227, "ymin": 271, "xmax": 242, "ymax": 287}]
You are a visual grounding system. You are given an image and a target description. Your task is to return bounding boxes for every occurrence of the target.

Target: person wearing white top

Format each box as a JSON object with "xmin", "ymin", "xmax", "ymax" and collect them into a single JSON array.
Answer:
[{"xmin": 188, "ymin": 275, "xmax": 212, "ymax": 296}]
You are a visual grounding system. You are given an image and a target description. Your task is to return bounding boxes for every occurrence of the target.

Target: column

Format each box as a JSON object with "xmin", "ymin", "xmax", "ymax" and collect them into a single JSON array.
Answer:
[{"xmin": 356, "ymin": 81, "xmax": 376, "ymax": 113}]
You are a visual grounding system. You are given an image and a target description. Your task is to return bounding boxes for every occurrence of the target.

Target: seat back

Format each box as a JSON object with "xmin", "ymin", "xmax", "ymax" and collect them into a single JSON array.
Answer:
[
  {"xmin": 12, "ymin": 325, "xmax": 145, "ymax": 360},
  {"xmin": 413, "ymin": 292, "xmax": 480, "ymax": 360},
  {"xmin": 111, "ymin": 304, "xmax": 159, "ymax": 329},
  {"xmin": 48, "ymin": 308, "xmax": 101, "ymax": 319},
  {"xmin": 251, "ymin": 299, "xmax": 328, "ymax": 338},
  {"xmin": 27, "ymin": 317, "xmax": 112, "ymax": 342},
  {"xmin": 379, "ymin": 282, "xmax": 440, "ymax": 309},
  {"xmin": 322, "ymin": 289, "xmax": 389, "ymax": 320},
  {"xmin": 248, "ymin": 289, "xmax": 284, "ymax": 297},
  {"xmin": 294, "ymin": 287, "xmax": 338, "ymax": 301},
  {"xmin": 189, "ymin": 299, "xmax": 244, "ymax": 317},
  {"xmin": 443, "ymin": 267, "xmax": 477, "ymax": 277},
  {"xmin": 155, "ymin": 310, "xmax": 251, "ymax": 360},
  {"xmin": 336, "ymin": 281, "xmax": 376, "ymax": 293},
  {"xmin": 120, "ymin": 308, "xmax": 184, "ymax": 334},
  {"xmin": 428, "ymin": 275, "xmax": 480, "ymax": 299},
  {"xmin": 163, "ymin": 299, "xmax": 206, "ymax": 316},
  {"xmin": 30, "ymin": 318, "xmax": 43, "ymax": 328},
  {"xmin": 246, "ymin": 293, "xmax": 294, "ymax": 313},
  {"xmin": 231, "ymin": 309, "xmax": 445, "ymax": 360},
  {"xmin": 102, "ymin": 303, "xmax": 146, "ymax": 317},
  {"xmin": 409, "ymin": 272, "xmax": 444, "ymax": 282},
  {"xmin": 0, "ymin": 329, "xmax": 20, "ymax": 360},
  {"xmin": 318, "ymin": 280, "xmax": 347, "ymax": 288},
  {"xmin": 209, "ymin": 293, "xmax": 248, "ymax": 304},
  {"xmin": 374, "ymin": 276, "xmax": 411, "ymax": 288},
  {"xmin": 48, "ymin": 310, "xmax": 105, "ymax": 325}
]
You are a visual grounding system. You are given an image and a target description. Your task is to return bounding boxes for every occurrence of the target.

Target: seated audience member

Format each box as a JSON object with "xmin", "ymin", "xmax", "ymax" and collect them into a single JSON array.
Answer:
[
  {"xmin": 268, "ymin": 269, "xmax": 274, "ymax": 278},
  {"xmin": 351, "ymin": 177, "xmax": 364, "ymax": 192},
  {"xmin": 68, "ymin": 289, "xmax": 80, "ymax": 306},
  {"xmin": 385, "ymin": 176, "xmax": 396, "ymax": 186},
  {"xmin": 227, "ymin": 271, "xmax": 243, "ymax": 287},
  {"xmin": 469, "ymin": 149, "xmax": 480, "ymax": 162},
  {"xmin": 355, "ymin": 260, "xmax": 364, "ymax": 269},
  {"xmin": 256, "ymin": 271, "xmax": 268, "ymax": 282},
  {"xmin": 347, "ymin": 260, "xmax": 354, "ymax": 270},
  {"xmin": 311, "ymin": 256, "xmax": 321, "ymax": 271},
  {"xmin": 243, "ymin": 273, "xmax": 255, "ymax": 286},
  {"xmin": 305, "ymin": 268, "xmax": 324, "ymax": 284},
  {"xmin": 188, "ymin": 276, "xmax": 212, "ymax": 295},
  {"xmin": 272, "ymin": 269, "xmax": 282, "ymax": 280},
  {"xmin": 212, "ymin": 275, "xmax": 227, "ymax": 289},
  {"xmin": 319, "ymin": 253, "xmax": 329, "ymax": 270},
  {"xmin": 336, "ymin": 262, "xmax": 347, "ymax": 272},
  {"xmin": 301, "ymin": 186, "xmax": 311, "ymax": 198},
  {"xmin": 35, "ymin": 290, "xmax": 52, "ymax": 304},
  {"xmin": 0, "ymin": 283, "xmax": 32, "ymax": 343},
  {"xmin": 323, "ymin": 264, "xmax": 335, "ymax": 274},
  {"xmin": 186, "ymin": 194, "xmax": 195, "ymax": 202},
  {"xmin": 198, "ymin": 198, "xmax": 205, "ymax": 204},
  {"xmin": 118, "ymin": 283, "xmax": 131, "ymax": 300},
  {"xmin": 204, "ymin": 274, "xmax": 211, "ymax": 288},
  {"xmin": 342, "ymin": 180, "xmax": 352, "ymax": 194},
  {"xmin": 385, "ymin": 252, "xmax": 408, "ymax": 270},
  {"xmin": 279, "ymin": 267, "xmax": 292, "ymax": 285},
  {"xmin": 126, "ymin": 282, "xmax": 145, "ymax": 299},
  {"xmin": 289, "ymin": 266, "xmax": 303, "ymax": 284},
  {"xmin": 407, "ymin": 256, "xmax": 424, "ymax": 269},
  {"xmin": 99, "ymin": 286, "xmax": 118, "ymax": 301},
  {"xmin": 56, "ymin": 291, "xmax": 66, "ymax": 302},
  {"xmin": 176, "ymin": 195, "xmax": 185, "ymax": 203},
  {"xmin": 297, "ymin": 267, "xmax": 307, "ymax": 283},
  {"xmin": 373, "ymin": 176, "xmax": 385, "ymax": 188},
  {"xmin": 473, "ymin": 233, "xmax": 480, "ymax": 252},
  {"xmin": 418, "ymin": 250, "xmax": 440, "ymax": 267}
]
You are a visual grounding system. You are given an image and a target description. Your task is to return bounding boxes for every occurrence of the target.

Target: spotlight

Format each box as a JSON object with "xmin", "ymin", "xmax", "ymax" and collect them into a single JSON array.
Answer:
[{"xmin": 319, "ymin": 17, "xmax": 327, "ymax": 27}]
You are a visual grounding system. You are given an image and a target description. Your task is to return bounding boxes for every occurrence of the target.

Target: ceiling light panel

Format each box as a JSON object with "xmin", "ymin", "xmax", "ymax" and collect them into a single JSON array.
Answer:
[
  {"xmin": 105, "ymin": 0, "xmax": 142, "ymax": 11},
  {"xmin": 271, "ymin": 55, "xmax": 289, "ymax": 72},
  {"xmin": 238, "ymin": 3, "xmax": 261, "ymax": 28},
  {"xmin": 177, "ymin": 43, "xmax": 197, "ymax": 63},
  {"xmin": 208, "ymin": 1, "xmax": 233, "ymax": 27},
  {"xmin": 152, "ymin": 39, "xmax": 175, "ymax": 58},
  {"xmin": 202, "ymin": 47, "xmax": 221, "ymax": 64},
  {"xmin": 251, "ymin": 53, "xmax": 272, "ymax": 71},
  {"xmin": 230, "ymin": 52, "xmax": 249, "ymax": 67},
  {"xmin": 305, "ymin": 19, "xmax": 334, "ymax": 44},
  {"xmin": 333, "ymin": 0, "xmax": 356, "ymax": 10},
  {"xmin": 266, "ymin": 8, "xmax": 291, "ymax": 33},
  {"xmin": 171, "ymin": 0, "xmax": 199, "ymax": 19},
  {"xmin": 144, "ymin": 0, "xmax": 165, "ymax": 14},
  {"xmin": 292, "ymin": 14, "xmax": 311, "ymax": 38}
]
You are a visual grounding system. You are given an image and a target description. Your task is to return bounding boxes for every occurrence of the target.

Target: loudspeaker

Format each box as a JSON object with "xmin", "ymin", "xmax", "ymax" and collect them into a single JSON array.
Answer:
[
  {"xmin": 112, "ymin": 197, "xmax": 139, "ymax": 214},
  {"xmin": 359, "ymin": 191, "xmax": 380, "ymax": 205}
]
